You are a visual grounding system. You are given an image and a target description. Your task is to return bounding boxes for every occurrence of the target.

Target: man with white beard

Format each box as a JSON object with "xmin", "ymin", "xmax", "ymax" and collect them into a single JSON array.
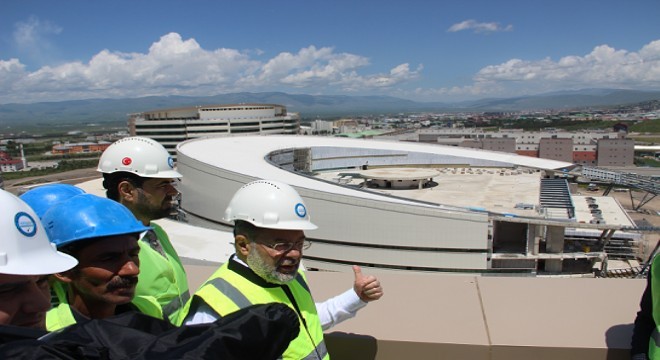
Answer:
[{"xmin": 180, "ymin": 180, "xmax": 383, "ymax": 360}]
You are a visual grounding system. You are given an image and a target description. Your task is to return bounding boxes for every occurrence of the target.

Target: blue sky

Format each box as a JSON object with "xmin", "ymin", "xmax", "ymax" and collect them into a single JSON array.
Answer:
[{"xmin": 1, "ymin": 0, "xmax": 659, "ymax": 104}]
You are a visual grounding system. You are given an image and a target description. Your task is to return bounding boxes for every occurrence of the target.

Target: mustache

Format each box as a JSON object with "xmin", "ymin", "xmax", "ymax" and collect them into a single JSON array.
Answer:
[
  {"xmin": 106, "ymin": 276, "xmax": 138, "ymax": 291},
  {"xmin": 278, "ymin": 258, "xmax": 299, "ymax": 267}
]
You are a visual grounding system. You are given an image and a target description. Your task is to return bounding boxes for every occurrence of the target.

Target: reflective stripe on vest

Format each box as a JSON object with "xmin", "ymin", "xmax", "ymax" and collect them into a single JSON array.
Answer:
[
  {"xmin": 278, "ymin": 340, "xmax": 328, "ymax": 360},
  {"xmin": 195, "ymin": 262, "xmax": 329, "ymax": 359},
  {"xmin": 207, "ymin": 277, "xmax": 252, "ymax": 308},
  {"xmin": 302, "ymin": 339, "xmax": 328, "ymax": 360},
  {"xmin": 162, "ymin": 290, "xmax": 190, "ymax": 318}
]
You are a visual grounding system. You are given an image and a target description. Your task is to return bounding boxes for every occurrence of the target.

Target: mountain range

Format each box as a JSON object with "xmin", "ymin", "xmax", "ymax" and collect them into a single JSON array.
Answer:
[{"xmin": 1, "ymin": 89, "xmax": 659, "ymax": 126}]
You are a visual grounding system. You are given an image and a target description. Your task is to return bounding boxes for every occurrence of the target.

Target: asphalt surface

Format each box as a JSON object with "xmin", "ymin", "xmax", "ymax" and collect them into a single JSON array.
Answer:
[{"xmin": 3, "ymin": 167, "xmax": 101, "ymax": 195}]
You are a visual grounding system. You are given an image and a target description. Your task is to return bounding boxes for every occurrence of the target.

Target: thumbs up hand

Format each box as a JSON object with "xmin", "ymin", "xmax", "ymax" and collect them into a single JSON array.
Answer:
[{"xmin": 353, "ymin": 265, "xmax": 383, "ymax": 302}]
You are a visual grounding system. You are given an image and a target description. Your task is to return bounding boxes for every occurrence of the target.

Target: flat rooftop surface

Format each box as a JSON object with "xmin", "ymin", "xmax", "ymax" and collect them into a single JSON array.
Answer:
[
  {"xmin": 358, "ymin": 167, "xmax": 441, "ymax": 180},
  {"xmin": 573, "ymin": 195, "xmax": 636, "ymax": 227},
  {"xmin": 317, "ymin": 167, "xmax": 543, "ymax": 216},
  {"xmin": 183, "ymin": 262, "xmax": 645, "ymax": 359}
]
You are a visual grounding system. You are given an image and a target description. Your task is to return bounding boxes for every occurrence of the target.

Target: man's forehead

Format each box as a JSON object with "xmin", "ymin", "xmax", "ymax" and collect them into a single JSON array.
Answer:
[
  {"xmin": 78, "ymin": 235, "xmax": 139, "ymax": 255},
  {"xmin": 255, "ymin": 228, "xmax": 305, "ymax": 242},
  {"xmin": 0, "ymin": 273, "xmax": 37, "ymax": 284},
  {"xmin": 143, "ymin": 178, "xmax": 175, "ymax": 186}
]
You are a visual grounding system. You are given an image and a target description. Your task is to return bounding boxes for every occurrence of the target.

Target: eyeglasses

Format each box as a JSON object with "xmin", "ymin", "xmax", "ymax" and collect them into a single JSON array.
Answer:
[{"xmin": 259, "ymin": 240, "xmax": 312, "ymax": 253}]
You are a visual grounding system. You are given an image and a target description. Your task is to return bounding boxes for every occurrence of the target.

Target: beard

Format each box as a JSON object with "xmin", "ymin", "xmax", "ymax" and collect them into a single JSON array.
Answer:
[
  {"xmin": 247, "ymin": 247, "xmax": 298, "ymax": 285},
  {"xmin": 135, "ymin": 190, "xmax": 173, "ymax": 221}
]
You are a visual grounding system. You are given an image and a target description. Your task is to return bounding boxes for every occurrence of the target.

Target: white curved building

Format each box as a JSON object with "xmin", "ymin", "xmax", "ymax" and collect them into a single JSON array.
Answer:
[
  {"xmin": 129, "ymin": 104, "xmax": 299, "ymax": 156},
  {"xmin": 176, "ymin": 135, "xmax": 632, "ymax": 276}
]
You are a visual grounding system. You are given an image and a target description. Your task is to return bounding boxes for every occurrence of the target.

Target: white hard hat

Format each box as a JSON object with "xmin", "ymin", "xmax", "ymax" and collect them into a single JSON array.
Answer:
[
  {"xmin": 0, "ymin": 189, "xmax": 78, "ymax": 275},
  {"xmin": 223, "ymin": 180, "xmax": 318, "ymax": 230},
  {"xmin": 97, "ymin": 136, "xmax": 182, "ymax": 178}
]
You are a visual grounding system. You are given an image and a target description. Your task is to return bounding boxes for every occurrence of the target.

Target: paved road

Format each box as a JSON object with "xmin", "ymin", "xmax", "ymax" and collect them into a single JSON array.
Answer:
[{"xmin": 3, "ymin": 167, "xmax": 101, "ymax": 195}]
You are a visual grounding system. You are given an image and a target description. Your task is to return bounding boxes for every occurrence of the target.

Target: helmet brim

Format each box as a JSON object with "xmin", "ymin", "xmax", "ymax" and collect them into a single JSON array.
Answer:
[
  {"xmin": 245, "ymin": 220, "xmax": 318, "ymax": 231},
  {"xmin": 145, "ymin": 169, "xmax": 182, "ymax": 178},
  {"xmin": 1, "ymin": 247, "xmax": 78, "ymax": 275},
  {"xmin": 96, "ymin": 168, "xmax": 182, "ymax": 179}
]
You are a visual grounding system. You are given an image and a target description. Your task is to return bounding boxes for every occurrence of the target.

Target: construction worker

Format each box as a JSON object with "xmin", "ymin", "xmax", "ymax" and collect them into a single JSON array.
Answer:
[
  {"xmin": 0, "ymin": 189, "xmax": 77, "ymax": 337},
  {"xmin": 42, "ymin": 194, "xmax": 162, "ymax": 331},
  {"xmin": 97, "ymin": 136, "xmax": 189, "ymax": 322},
  {"xmin": 631, "ymin": 251, "xmax": 660, "ymax": 360},
  {"xmin": 180, "ymin": 180, "xmax": 383, "ymax": 359},
  {"xmin": 19, "ymin": 183, "xmax": 85, "ymax": 219},
  {"xmin": 1, "ymin": 190, "xmax": 298, "ymax": 358}
]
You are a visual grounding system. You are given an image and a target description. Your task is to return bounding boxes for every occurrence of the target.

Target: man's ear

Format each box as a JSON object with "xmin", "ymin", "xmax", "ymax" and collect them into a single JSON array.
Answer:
[
  {"xmin": 53, "ymin": 271, "xmax": 75, "ymax": 284},
  {"xmin": 235, "ymin": 234, "xmax": 251, "ymax": 257},
  {"xmin": 117, "ymin": 180, "xmax": 137, "ymax": 203}
]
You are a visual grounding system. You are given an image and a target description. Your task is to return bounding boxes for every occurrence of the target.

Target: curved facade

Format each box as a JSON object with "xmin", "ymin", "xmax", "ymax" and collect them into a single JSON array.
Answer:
[
  {"xmin": 129, "ymin": 104, "xmax": 299, "ymax": 156},
  {"xmin": 176, "ymin": 135, "xmax": 626, "ymax": 276}
]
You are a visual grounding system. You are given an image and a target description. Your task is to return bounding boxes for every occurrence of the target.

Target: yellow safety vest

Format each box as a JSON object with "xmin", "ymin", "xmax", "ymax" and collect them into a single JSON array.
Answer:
[
  {"xmin": 179, "ymin": 258, "xmax": 329, "ymax": 360},
  {"xmin": 46, "ymin": 289, "xmax": 162, "ymax": 332},
  {"xmin": 136, "ymin": 222, "xmax": 190, "ymax": 323},
  {"xmin": 649, "ymin": 257, "xmax": 660, "ymax": 359}
]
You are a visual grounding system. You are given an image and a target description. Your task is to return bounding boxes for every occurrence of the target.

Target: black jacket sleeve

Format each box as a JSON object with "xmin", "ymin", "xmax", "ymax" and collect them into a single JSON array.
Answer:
[
  {"xmin": 0, "ymin": 303, "xmax": 300, "ymax": 360},
  {"xmin": 631, "ymin": 268, "xmax": 655, "ymax": 358}
]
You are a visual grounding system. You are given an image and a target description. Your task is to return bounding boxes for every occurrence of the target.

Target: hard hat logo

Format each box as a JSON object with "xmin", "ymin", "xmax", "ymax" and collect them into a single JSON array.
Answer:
[
  {"xmin": 295, "ymin": 203, "xmax": 307, "ymax": 218},
  {"xmin": 96, "ymin": 137, "xmax": 182, "ymax": 178},
  {"xmin": 14, "ymin": 212, "xmax": 37, "ymax": 237},
  {"xmin": 223, "ymin": 180, "xmax": 317, "ymax": 230}
]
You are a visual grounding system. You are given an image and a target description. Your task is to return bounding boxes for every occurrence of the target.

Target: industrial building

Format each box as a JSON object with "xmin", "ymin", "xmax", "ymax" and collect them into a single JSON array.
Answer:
[
  {"xmin": 0, "ymin": 150, "xmax": 26, "ymax": 172},
  {"xmin": 51, "ymin": 141, "xmax": 111, "ymax": 155},
  {"xmin": 128, "ymin": 104, "xmax": 299, "ymax": 156},
  {"xmin": 394, "ymin": 128, "xmax": 635, "ymax": 166},
  {"xmin": 176, "ymin": 135, "xmax": 640, "ymax": 277}
]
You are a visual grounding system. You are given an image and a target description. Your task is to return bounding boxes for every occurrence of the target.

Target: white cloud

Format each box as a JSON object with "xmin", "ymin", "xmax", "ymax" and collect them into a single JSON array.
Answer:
[
  {"xmin": 2, "ymin": 30, "xmax": 659, "ymax": 104},
  {"xmin": 0, "ymin": 33, "xmax": 422, "ymax": 103},
  {"xmin": 413, "ymin": 40, "xmax": 660, "ymax": 102},
  {"xmin": 12, "ymin": 16, "xmax": 63, "ymax": 66},
  {"xmin": 448, "ymin": 19, "xmax": 513, "ymax": 34},
  {"xmin": 337, "ymin": 63, "xmax": 423, "ymax": 91},
  {"xmin": 474, "ymin": 41, "xmax": 660, "ymax": 86},
  {"xmin": 13, "ymin": 16, "xmax": 62, "ymax": 46}
]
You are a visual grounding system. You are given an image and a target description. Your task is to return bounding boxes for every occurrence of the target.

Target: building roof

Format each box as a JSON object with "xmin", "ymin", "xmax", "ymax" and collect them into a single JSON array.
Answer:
[
  {"xmin": 358, "ymin": 167, "xmax": 441, "ymax": 181},
  {"xmin": 73, "ymin": 176, "xmax": 646, "ymax": 357},
  {"xmin": 133, "ymin": 103, "xmax": 285, "ymax": 115},
  {"xmin": 177, "ymin": 135, "xmax": 574, "ymax": 208}
]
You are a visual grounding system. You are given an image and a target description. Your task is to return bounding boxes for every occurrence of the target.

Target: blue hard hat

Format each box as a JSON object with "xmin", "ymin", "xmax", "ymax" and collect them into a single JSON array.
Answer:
[
  {"xmin": 42, "ymin": 194, "xmax": 151, "ymax": 248},
  {"xmin": 20, "ymin": 184, "xmax": 86, "ymax": 218}
]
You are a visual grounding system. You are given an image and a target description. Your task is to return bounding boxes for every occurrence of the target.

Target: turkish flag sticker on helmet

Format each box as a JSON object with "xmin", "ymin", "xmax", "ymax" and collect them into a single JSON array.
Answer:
[{"xmin": 122, "ymin": 157, "xmax": 132, "ymax": 166}]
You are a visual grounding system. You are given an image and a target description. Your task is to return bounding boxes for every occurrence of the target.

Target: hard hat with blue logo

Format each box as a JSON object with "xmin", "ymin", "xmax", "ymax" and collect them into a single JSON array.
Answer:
[
  {"xmin": 42, "ymin": 194, "xmax": 151, "ymax": 248},
  {"xmin": 223, "ymin": 180, "xmax": 317, "ymax": 231},
  {"xmin": 97, "ymin": 136, "xmax": 182, "ymax": 178},
  {"xmin": 0, "ymin": 189, "xmax": 78, "ymax": 275},
  {"xmin": 20, "ymin": 183, "xmax": 86, "ymax": 218}
]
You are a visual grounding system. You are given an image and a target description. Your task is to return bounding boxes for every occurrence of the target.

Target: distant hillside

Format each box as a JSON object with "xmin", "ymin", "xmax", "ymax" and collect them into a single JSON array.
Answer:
[
  {"xmin": 1, "ymin": 89, "xmax": 659, "ymax": 126},
  {"xmin": 455, "ymin": 89, "xmax": 660, "ymax": 111}
]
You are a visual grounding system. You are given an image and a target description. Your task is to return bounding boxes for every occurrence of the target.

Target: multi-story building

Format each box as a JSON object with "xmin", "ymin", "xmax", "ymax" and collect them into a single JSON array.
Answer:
[
  {"xmin": 128, "ymin": 104, "xmax": 300, "ymax": 156},
  {"xmin": 596, "ymin": 138, "xmax": 635, "ymax": 166},
  {"xmin": 0, "ymin": 151, "xmax": 25, "ymax": 172},
  {"xmin": 310, "ymin": 120, "xmax": 334, "ymax": 134},
  {"xmin": 51, "ymin": 142, "xmax": 111, "ymax": 155},
  {"xmin": 539, "ymin": 137, "xmax": 573, "ymax": 162},
  {"xmin": 408, "ymin": 128, "xmax": 633, "ymax": 166}
]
